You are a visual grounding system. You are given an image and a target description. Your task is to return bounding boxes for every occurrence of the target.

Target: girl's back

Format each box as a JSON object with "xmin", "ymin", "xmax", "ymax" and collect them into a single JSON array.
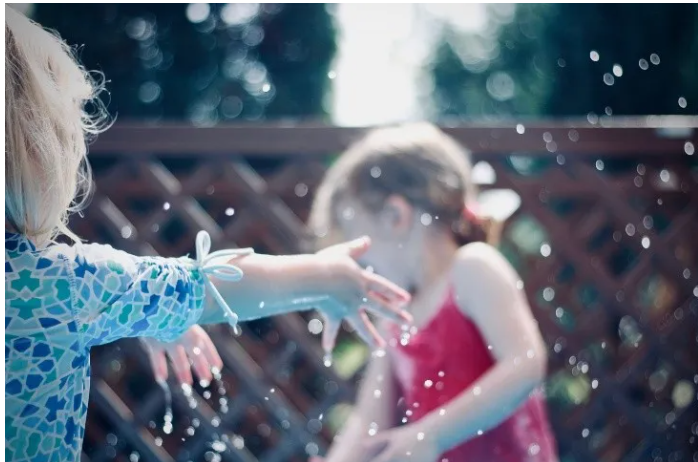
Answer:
[
  {"xmin": 5, "ymin": 233, "xmax": 207, "ymax": 461},
  {"xmin": 389, "ymin": 285, "xmax": 557, "ymax": 461}
]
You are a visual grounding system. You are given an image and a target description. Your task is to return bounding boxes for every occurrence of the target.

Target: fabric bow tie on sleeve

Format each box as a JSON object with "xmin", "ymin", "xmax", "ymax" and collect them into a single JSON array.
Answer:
[{"xmin": 195, "ymin": 230, "xmax": 254, "ymax": 333}]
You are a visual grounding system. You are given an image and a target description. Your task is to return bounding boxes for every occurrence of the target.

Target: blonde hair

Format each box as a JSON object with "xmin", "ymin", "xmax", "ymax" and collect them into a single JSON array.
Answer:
[
  {"xmin": 5, "ymin": 6, "xmax": 108, "ymax": 246},
  {"xmin": 310, "ymin": 123, "xmax": 497, "ymax": 247}
]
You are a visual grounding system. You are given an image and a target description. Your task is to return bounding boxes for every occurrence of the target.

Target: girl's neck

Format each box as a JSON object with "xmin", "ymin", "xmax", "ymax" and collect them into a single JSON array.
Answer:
[{"xmin": 412, "ymin": 233, "xmax": 460, "ymax": 296}]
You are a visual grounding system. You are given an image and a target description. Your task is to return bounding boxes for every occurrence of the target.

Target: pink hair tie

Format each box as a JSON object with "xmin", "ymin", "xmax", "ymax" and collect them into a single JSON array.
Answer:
[{"xmin": 462, "ymin": 205, "xmax": 481, "ymax": 224}]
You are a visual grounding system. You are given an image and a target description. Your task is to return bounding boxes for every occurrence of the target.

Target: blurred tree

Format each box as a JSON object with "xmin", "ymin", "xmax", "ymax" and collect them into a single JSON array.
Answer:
[
  {"xmin": 33, "ymin": 3, "xmax": 336, "ymax": 123},
  {"xmin": 429, "ymin": 4, "xmax": 698, "ymax": 117}
]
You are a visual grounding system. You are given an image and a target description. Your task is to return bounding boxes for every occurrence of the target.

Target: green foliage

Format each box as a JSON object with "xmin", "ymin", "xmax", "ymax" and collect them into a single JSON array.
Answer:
[
  {"xmin": 429, "ymin": 4, "xmax": 698, "ymax": 117},
  {"xmin": 33, "ymin": 4, "xmax": 336, "ymax": 122}
]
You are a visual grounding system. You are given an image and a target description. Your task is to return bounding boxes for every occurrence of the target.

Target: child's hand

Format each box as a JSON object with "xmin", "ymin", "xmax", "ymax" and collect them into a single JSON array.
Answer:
[
  {"xmin": 363, "ymin": 425, "xmax": 441, "ymax": 462},
  {"xmin": 142, "ymin": 325, "xmax": 223, "ymax": 385},
  {"xmin": 316, "ymin": 237, "xmax": 412, "ymax": 351}
]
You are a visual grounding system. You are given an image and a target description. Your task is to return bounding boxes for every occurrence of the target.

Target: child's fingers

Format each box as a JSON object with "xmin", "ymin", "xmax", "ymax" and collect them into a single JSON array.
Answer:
[
  {"xmin": 199, "ymin": 331, "xmax": 224, "ymax": 373},
  {"xmin": 145, "ymin": 344, "xmax": 169, "ymax": 382},
  {"xmin": 364, "ymin": 293, "xmax": 412, "ymax": 325},
  {"xmin": 322, "ymin": 316, "xmax": 341, "ymax": 353},
  {"xmin": 345, "ymin": 236, "xmax": 371, "ymax": 259},
  {"xmin": 347, "ymin": 311, "xmax": 385, "ymax": 349},
  {"xmin": 190, "ymin": 353, "xmax": 213, "ymax": 384},
  {"xmin": 364, "ymin": 272, "xmax": 411, "ymax": 305},
  {"xmin": 167, "ymin": 344, "xmax": 194, "ymax": 385}
]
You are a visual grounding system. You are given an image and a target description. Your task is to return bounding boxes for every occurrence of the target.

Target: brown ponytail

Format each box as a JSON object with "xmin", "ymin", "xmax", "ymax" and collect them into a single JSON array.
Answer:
[{"xmin": 451, "ymin": 210, "xmax": 502, "ymax": 247}]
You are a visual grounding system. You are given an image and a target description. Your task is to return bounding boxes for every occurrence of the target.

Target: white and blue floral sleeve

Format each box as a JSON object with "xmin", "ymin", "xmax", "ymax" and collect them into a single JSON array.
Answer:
[{"xmin": 56, "ymin": 242, "xmax": 207, "ymax": 347}]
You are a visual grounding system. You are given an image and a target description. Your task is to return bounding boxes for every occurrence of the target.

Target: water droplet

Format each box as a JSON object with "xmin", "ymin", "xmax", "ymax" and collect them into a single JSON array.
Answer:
[
  {"xmin": 553, "ymin": 342, "xmax": 562, "ymax": 353},
  {"xmin": 154, "ymin": 437, "xmax": 163, "ymax": 447},
  {"xmin": 556, "ymin": 154, "xmax": 566, "ymax": 165},
  {"xmin": 543, "ymin": 287, "xmax": 555, "ymax": 302},
  {"xmin": 199, "ymin": 379, "xmax": 211, "ymax": 388},
  {"xmin": 650, "ymin": 53, "xmax": 660, "ymax": 65},
  {"xmin": 307, "ymin": 419, "xmax": 323, "ymax": 434},
  {"xmin": 438, "ymin": 371, "xmax": 445, "ymax": 378},
  {"xmin": 212, "ymin": 441, "xmax": 226, "ymax": 453},
  {"xmin": 424, "ymin": 380, "xmax": 433, "ymax": 388},
  {"xmin": 406, "ymin": 410, "xmax": 413, "ymax": 417},
  {"xmin": 582, "ymin": 428, "xmax": 590, "ymax": 438},
  {"xmin": 660, "ymin": 169, "xmax": 671, "ymax": 182},
  {"xmin": 232, "ymin": 436, "xmax": 245, "ymax": 449},
  {"xmin": 323, "ymin": 352, "xmax": 333, "ymax": 368},
  {"xmin": 402, "ymin": 417, "xmax": 408, "ymax": 423},
  {"xmin": 439, "ymin": 408, "xmax": 446, "ymax": 416},
  {"xmin": 543, "ymin": 131, "xmax": 553, "ymax": 142},
  {"xmin": 625, "ymin": 224, "xmax": 636, "ymax": 236},
  {"xmin": 368, "ymin": 422, "xmax": 379, "ymax": 436},
  {"xmin": 590, "ymin": 51, "xmax": 600, "ymax": 62},
  {"xmin": 473, "ymin": 386, "xmax": 482, "ymax": 396},
  {"xmin": 540, "ymin": 244, "xmax": 551, "ymax": 257},
  {"xmin": 639, "ymin": 58, "xmax": 649, "ymax": 70},
  {"xmin": 421, "ymin": 213, "xmax": 433, "ymax": 226},
  {"xmin": 595, "ymin": 160, "xmax": 604, "ymax": 171},
  {"xmin": 225, "ymin": 208, "xmax": 235, "ymax": 217},
  {"xmin": 605, "ymin": 106, "xmax": 613, "ymax": 116},
  {"xmin": 612, "ymin": 64, "xmax": 623, "ymax": 77},
  {"xmin": 556, "ymin": 307, "xmax": 565, "ymax": 319},
  {"xmin": 693, "ymin": 286, "xmax": 698, "ymax": 297},
  {"xmin": 417, "ymin": 432, "xmax": 425, "ymax": 441},
  {"xmin": 121, "ymin": 226, "xmax": 133, "ymax": 239},
  {"xmin": 546, "ymin": 141, "xmax": 557, "ymax": 153},
  {"xmin": 342, "ymin": 207, "xmax": 355, "ymax": 221},
  {"xmin": 294, "ymin": 183, "xmax": 309, "ymax": 198},
  {"xmin": 305, "ymin": 442, "xmax": 319, "ymax": 456},
  {"xmin": 186, "ymin": 426, "xmax": 196, "ymax": 436},
  {"xmin": 527, "ymin": 349, "xmax": 535, "ymax": 359},
  {"xmin": 641, "ymin": 236, "xmax": 651, "ymax": 249},
  {"xmin": 477, "ymin": 430, "xmax": 484, "ymax": 436},
  {"xmin": 373, "ymin": 348, "xmax": 386, "ymax": 358},
  {"xmin": 665, "ymin": 411, "xmax": 676, "ymax": 426},
  {"xmin": 569, "ymin": 355, "xmax": 577, "ymax": 365},
  {"xmin": 528, "ymin": 443, "xmax": 541, "ymax": 456},
  {"xmin": 328, "ymin": 70, "xmax": 337, "ymax": 79},
  {"xmin": 516, "ymin": 124, "xmax": 525, "ymax": 134},
  {"xmin": 487, "ymin": 345, "xmax": 493, "ymax": 351},
  {"xmin": 603, "ymin": 73, "xmax": 615, "ymax": 86},
  {"xmin": 516, "ymin": 280, "xmax": 524, "ymax": 290},
  {"xmin": 370, "ymin": 166, "xmax": 382, "ymax": 178},
  {"xmin": 106, "ymin": 433, "xmax": 118, "ymax": 446},
  {"xmin": 678, "ymin": 97, "xmax": 688, "ymax": 109},
  {"xmin": 685, "ymin": 142, "xmax": 695, "ymax": 156},
  {"xmin": 130, "ymin": 452, "xmax": 140, "ymax": 462},
  {"xmin": 374, "ymin": 389, "xmax": 382, "ymax": 398},
  {"xmin": 683, "ymin": 268, "xmax": 691, "ymax": 279},
  {"xmin": 308, "ymin": 318, "xmax": 323, "ymax": 335},
  {"xmin": 591, "ymin": 379, "xmax": 598, "ymax": 389}
]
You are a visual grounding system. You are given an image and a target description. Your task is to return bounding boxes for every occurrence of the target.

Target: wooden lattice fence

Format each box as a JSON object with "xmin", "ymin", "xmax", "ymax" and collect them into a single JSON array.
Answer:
[{"xmin": 75, "ymin": 118, "xmax": 698, "ymax": 462}]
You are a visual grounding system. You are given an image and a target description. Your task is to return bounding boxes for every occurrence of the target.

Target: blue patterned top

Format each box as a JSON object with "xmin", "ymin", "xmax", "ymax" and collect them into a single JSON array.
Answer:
[{"xmin": 5, "ymin": 233, "xmax": 207, "ymax": 462}]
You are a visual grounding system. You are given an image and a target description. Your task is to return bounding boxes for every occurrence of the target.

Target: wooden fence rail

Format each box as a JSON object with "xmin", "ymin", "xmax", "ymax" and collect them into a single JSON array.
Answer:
[{"xmin": 77, "ymin": 118, "xmax": 698, "ymax": 462}]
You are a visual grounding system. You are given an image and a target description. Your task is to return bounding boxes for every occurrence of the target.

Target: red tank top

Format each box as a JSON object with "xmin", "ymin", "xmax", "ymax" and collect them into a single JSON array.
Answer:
[{"xmin": 388, "ymin": 289, "xmax": 558, "ymax": 462}]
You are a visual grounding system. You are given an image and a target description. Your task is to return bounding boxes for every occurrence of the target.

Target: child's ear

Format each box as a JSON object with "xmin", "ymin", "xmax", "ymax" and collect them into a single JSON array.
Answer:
[{"xmin": 383, "ymin": 195, "xmax": 413, "ymax": 233}]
